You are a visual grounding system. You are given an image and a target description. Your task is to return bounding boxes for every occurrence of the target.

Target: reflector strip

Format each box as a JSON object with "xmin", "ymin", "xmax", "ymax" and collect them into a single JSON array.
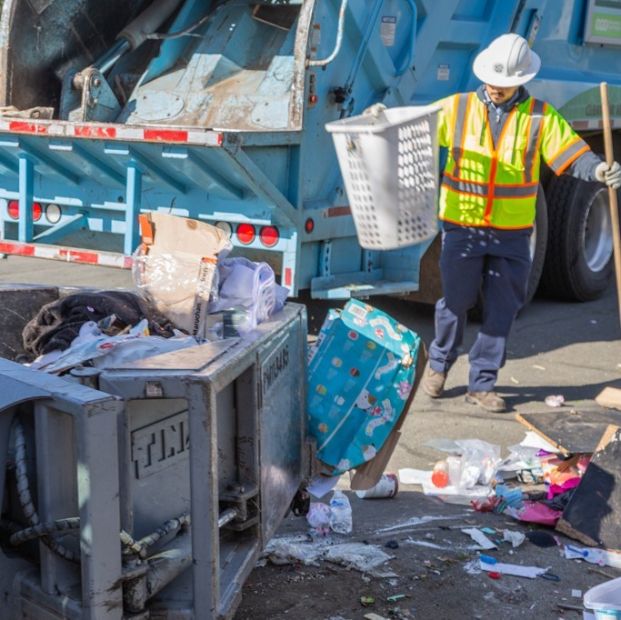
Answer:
[
  {"xmin": 8, "ymin": 121, "xmax": 48, "ymax": 135},
  {"xmin": 284, "ymin": 267, "xmax": 292, "ymax": 287},
  {"xmin": 0, "ymin": 241, "xmax": 132, "ymax": 268},
  {"xmin": 143, "ymin": 129, "xmax": 189, "ymax": 143},
  {"xmin": 0, "ymin": 119, "xmax": 223, "ymax": 146},
  {"xmin": 326, "ymin": 206, "xmax": 351, "ymax": 217},
  {"xmin": 74, "ymin": 125, "xmax": 118, "ymax": 139}
]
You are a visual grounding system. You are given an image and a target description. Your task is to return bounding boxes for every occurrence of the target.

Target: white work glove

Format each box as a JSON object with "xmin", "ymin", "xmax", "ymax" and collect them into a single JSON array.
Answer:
[
  {"xmin": 595, "ymin": 161, "xmax": 621, "ymax": 189},
  {"xmin": 363, "ymin": 103, "xmax": 387, "ymax": 118}
]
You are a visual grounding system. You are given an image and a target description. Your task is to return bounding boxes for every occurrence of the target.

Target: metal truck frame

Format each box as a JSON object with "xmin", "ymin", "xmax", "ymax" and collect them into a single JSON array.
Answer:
[{"xmin": 0, "ymin": 0, "xmax": 620, "ymax": 302}]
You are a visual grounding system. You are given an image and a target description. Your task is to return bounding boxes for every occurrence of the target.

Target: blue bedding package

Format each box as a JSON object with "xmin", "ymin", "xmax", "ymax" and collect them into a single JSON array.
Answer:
[{"xmin": 307, "ymin": 299, "xmax": 421, "ymax": 474}]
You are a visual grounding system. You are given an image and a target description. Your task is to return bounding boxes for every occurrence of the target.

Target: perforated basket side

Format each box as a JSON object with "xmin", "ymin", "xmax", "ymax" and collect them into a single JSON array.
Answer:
[{"xmin": 329, "ymin": 106, "xmax": 440, "ymax": 250}]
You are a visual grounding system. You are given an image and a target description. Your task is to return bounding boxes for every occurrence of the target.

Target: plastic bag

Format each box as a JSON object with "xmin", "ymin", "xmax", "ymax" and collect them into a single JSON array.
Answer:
[
  {"xmin": 209, "ymin": 257, "xmax": 288, "ymax": 332},
  {"xmin": 132, "ymin": 212, "xmax": 232, "ymax": 338},
  {"xmin": 329, "ymin": 491, "xmax": 353, "ymax": 534},
  {"xmin": 306, "ymin": 503, "xmax": 331, "ymax": 533},
  {"xmin": 427, "ymin": 439, "xmax": 501, "ymax": 489}
]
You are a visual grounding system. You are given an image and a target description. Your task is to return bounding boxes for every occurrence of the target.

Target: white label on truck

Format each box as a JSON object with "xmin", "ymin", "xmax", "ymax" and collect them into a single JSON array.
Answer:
[
  {"xmin": 381, "ymin": 15, "xmax": 397, "ymax": 46},
  {"xmin": 437, "ymin": 64, "xmax": 450, "ymax": 81}
]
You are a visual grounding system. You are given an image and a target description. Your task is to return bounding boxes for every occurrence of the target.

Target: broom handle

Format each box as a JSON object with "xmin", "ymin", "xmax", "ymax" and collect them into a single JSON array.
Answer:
[{"xmin": 600, "ymin": 82, "xmax": 621, "ymax": 327}]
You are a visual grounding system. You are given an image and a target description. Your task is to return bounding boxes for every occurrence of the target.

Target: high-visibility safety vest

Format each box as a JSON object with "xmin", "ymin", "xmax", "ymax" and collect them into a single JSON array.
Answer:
[{"xmin": 436, "ymin": 92, "xmax": 591, "ymax": 229}]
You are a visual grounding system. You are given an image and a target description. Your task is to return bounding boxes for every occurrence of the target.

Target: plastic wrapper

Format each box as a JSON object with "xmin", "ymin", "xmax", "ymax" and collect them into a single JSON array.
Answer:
[
  {"xmin": 426, "ymin": 438, "xmax": 501, "ymax": 489},
  {"xmin": 132, "ymin": 212, "xmax": 232, "ymax": 338},
  {"xmin": 306, "ymin": 503, "xmax": 331, "ymax": 533},
  {"xmin": 209, "ymin": 257, "xmax": 288, "ymax": 333}
]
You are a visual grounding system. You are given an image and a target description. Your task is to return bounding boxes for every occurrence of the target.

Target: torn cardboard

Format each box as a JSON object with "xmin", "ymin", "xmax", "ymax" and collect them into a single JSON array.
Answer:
[{"xmin": 133, "ymin": 212, "xmax": 231, "ymax": 338}]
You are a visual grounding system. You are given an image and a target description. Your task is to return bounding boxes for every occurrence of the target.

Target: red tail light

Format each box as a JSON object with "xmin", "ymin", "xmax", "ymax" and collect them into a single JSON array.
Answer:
[
  {"xmin": 7, "ymin": 200, "xmax": 44, "ymax": 221},
  {"xmin": 236, "ymin": 223, "xmax": 256, "ymax": 245},
  {"xmin": 7, "ymin": 200, "xmax": 19, "ymax": 219},
  {"xmin": 304, "ymin": 218, "xmax": 315, "ymax": 234},
  {"xmin": 259, "ymin": 225, "xmax": 279, "ymax": 248}
]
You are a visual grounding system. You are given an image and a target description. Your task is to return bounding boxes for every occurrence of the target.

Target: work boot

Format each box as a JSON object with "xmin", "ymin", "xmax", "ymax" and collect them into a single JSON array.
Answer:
[
  {"xmin": 421, "ymin": 364, "xmax": 447, "ymax": 398},
  {"xmin": 465, "ymin": 391, "xmax": 507, "ymax": 413}
]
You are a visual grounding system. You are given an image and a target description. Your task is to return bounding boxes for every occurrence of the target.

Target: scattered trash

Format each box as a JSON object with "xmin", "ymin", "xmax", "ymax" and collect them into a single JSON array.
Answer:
[
  {"xmin": 532, "ymin": 364, "xmax": 546, "ymax": 371},
  {"xmin": 306, "ymin": 502, "xmax": 331, "ymax": 533},
  {"xmin": 262, "ymin": 537, "xmax": 393, "ymax": 574},
  {"xmin": 510, "ymin": 376, "xmax": 520, "ymax": 384},
  {"xmin": 398, "ymin": 468, "xmax": 432, "ymax": 486},
  {"xmin": 377, "ymin": 514, "xmax": 469, "ymax": 533},
  {"xmin": 431, "ymin": 460, "xmax": 450, "ymax": 488},
  {"xmin": 307, "ymin": 474, "xmax": 341, "ymax": 499},
  {"xmin": 563, "ymin": 544, "xmax": 621, "ymax": 569},
  {"xmin": 364, "ymin": 614, "xmax": 390, "ymax": 620},
  {"xmin": 479, "ymin": 555, "xmax": 550, "ymax": 579},
  {"xmin": 29, "ymin": 319, "xmax": 197, "ymax": 374},
  {"xmin": 523, "ymin": 526, "xmax": 556, "ymax": 546},
  {"xmin": 133, "ymin": 212, "xmax": 232, "ymax": 338},
  {"xmin": 356, "ymin": 473, "xmax": 399, "ymax": 499},
  {"xmin": 425, "ymin": 439, "xmax": 501, "ymax": 488},
  {"xmin": 584, "ymin": 576, "xmax": 621, "ymax": 618},
  {"xmin": 487, "ymin": 571, "xmax": 502, "ymax": 580},
  {"xmin": 385, "ymin": 540, "xmax": 399, "ymax": 550},
  {"xmin": 480, "ymin": 527, "xmax": 496, "ymax": 535},
  {"xmin": 545, "ymin": 394, "xmax": 566, "ymax": 408},
  {"xmin": 461, "ymin": 528, "xmax": 497, "ymax": 550},
  {"xmin": 387, "ymin": 594, "xmax": 407, "ymax": 603},
  {"xmin": 360, "ymin": 596, "xmax": 375, "ymax": 607},
  {"xmin": 505, "ymin": 500, "xmax": 562, "ymax": 526},
  {"xmin": 502, "ymin": 530, "xmax": 526, "ymax": 548},
  {"xmin": 329, "ymin": 491, "xmax": 353, "ymax": 534},
  {"xmin": 571, "ymin": 589, "xmax": 583, "ymax": 598}
]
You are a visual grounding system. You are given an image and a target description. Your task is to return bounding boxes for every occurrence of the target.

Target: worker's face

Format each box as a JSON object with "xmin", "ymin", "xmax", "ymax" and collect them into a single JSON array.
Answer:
[{"xmin": 485, "ymin": 84, "xmax": 518, "ymax": 104}]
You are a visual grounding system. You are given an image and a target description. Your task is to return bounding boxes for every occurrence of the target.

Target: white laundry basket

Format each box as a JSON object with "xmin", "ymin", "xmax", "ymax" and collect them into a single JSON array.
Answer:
[{"xmin": 326, "ymin": 105, "xmax": 440, "ymax": 250}]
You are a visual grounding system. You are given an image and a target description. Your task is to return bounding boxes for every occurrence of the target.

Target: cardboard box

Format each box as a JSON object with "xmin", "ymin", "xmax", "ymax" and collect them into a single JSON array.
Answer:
[
  {"xmin": 135, "ymin": 212, "xmax": 231, "ymax": 337},
  {"xmin": 307, "ymin": 299, "xmax": 423, "ymax": 476}
]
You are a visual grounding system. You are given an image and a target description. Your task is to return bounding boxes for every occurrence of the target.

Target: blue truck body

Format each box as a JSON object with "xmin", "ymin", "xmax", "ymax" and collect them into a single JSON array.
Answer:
[{"xmin": 0, "ymin": 0, "xmax": 620, "ymax": 299}]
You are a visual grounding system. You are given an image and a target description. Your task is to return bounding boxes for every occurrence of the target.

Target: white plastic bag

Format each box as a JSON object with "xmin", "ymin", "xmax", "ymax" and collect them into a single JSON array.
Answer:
[{"xmin": 209, "ymin": 257, "xmax": 288, "ymax": 331}]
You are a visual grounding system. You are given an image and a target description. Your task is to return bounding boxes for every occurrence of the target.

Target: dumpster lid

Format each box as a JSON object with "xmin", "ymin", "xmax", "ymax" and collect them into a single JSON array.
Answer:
[{"xmin": 110, "ymin": 338, "xmax": 240, "ymax": 371}]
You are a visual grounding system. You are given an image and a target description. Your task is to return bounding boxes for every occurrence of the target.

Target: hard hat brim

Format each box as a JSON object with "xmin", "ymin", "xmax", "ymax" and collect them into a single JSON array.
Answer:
[{"xmin": 472, "ymin": 47, "xmax": 541, "ymax": 87}]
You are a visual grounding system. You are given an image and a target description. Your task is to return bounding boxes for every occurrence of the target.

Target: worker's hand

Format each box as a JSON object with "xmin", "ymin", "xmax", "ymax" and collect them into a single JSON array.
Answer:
[
  {"xmin": 363, "ymin": 103, "xmax": 387, "ymax": 118},
  {"xmin": 595, "ymin": 161, "xmax": 621, "ymax": 189}
]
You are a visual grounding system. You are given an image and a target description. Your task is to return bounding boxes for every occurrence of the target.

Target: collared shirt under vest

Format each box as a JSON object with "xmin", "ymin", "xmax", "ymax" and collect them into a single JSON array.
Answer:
[{"xmin": 435, "ymin": 91, "xmax": 592, "ymax": 229}]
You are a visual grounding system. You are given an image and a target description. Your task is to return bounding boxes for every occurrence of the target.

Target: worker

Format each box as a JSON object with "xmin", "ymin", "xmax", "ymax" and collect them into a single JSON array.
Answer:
[{"xmin": 421, "ymin": 33, "xmax": 621, "ymax": 412}]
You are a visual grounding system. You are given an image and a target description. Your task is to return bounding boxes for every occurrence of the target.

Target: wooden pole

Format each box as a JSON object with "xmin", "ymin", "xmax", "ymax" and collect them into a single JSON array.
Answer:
[{"xmin": 600, "ymin": 82, "xmax": 621, "ymax": 327}]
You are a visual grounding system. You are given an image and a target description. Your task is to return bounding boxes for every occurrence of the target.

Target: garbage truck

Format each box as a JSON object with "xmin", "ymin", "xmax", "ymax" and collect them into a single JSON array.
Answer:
[{"xmin": 0, "ymin": 0, "xmax": 620, "ymax": 303}]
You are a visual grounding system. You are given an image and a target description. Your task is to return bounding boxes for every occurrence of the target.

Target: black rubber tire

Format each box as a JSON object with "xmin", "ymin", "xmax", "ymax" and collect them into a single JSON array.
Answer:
[
  {"xmin": 540, "ymin": 175, "xmax": 613, "ymax": 301},
  {"xmin": 525, "ymin": 185, "xmax": 548, "ymax": 304}
]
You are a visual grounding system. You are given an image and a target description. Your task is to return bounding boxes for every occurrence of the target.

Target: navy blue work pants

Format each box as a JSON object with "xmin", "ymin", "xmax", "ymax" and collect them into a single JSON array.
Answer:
[{"xmin": 428, "ymin": 224, "xmax": 533, "ymax": 393}]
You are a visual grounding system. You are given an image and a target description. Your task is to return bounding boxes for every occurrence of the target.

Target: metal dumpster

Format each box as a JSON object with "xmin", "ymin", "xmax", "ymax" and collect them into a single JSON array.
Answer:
[{"xmin": 0, "ymin": 286, "xmax": 309, "ymax": 619}]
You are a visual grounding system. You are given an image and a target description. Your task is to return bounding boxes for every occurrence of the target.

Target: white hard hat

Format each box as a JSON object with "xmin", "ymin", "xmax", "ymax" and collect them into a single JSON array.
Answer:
[{"xmin": 473, "ymin": 33, "xmax": 541, "ymax": 87}]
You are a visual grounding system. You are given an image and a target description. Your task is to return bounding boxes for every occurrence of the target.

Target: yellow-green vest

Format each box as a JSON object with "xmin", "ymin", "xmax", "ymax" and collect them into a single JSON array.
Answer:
[{"xmin": 436, "ymin": 92, "xmax": 591, "ymax": 229}]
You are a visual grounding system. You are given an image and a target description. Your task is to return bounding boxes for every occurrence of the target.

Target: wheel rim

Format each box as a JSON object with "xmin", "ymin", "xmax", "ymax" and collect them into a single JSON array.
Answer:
[{"xmin": 582, "ymin": 188, "xmax": 613, "ymax": 273}]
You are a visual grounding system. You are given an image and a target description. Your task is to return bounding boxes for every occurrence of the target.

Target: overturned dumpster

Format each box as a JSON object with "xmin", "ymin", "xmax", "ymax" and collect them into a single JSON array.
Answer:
[{"xmin": 0, "ymin": 285, "xmax": 309, "ymax": 619}]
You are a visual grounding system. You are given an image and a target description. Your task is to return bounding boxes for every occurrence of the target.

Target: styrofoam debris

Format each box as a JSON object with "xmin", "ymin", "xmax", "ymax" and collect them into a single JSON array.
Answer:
[
  {"xmin": 503, "ymin": 529, "xmax": 526, "ymax": 548},
  {"xmin": 462, "ymin": 528, "xmax": 497, "ymax": 550}
]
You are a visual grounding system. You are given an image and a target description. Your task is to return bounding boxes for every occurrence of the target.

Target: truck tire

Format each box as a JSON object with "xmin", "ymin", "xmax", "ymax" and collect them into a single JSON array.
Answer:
[
  {"xmin": 540, "ymin": 175, "xmax": 613, "ymax": 301},
  {"xmin": 525, "ymin": 185, "xmax": 548, "ymax": 304}
]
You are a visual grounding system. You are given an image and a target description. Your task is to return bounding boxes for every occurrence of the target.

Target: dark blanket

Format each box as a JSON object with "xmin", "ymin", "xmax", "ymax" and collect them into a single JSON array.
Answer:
[{"xmin": 23, "ymin": 291, "xmax": 175, "ymax": 357}]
